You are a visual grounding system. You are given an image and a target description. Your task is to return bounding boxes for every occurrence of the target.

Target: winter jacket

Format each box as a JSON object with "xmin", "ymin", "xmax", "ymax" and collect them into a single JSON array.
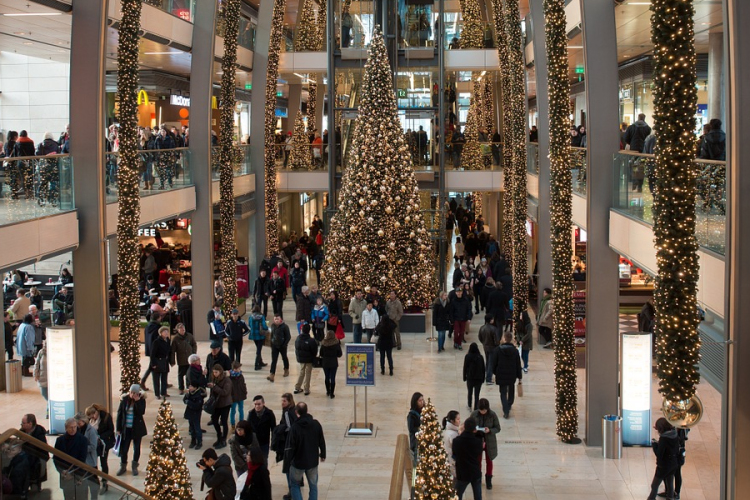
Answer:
[
  {"xmin": 295, "ymin": 332, "xmax": 318, "ymax": 363},
  {"xmin": 407, "ymin": 409, "xmax": 421, "ymax": 452},
  {"xmin": 624, "ymin": 120, "xmax": 652, "ymax": 153},
  {"xmin": 492, "ymin": 343, "xmax": 523, "ymax": 386},
  {"xmin": 319, "ymin": 338, "xmax": 342, "ymax": 369},
  {"xmin": 228, "ymin": 431, "xmax": 259, "ymax": 474},
  {"xmin": 376, "ymin": 318, "xmax": 396, "ymax": 350},
  {"xmin": 519, "ymin": 318, "xmax": 533, "ymax": 350},
  {"xmin": 290, "ymin": 267, "xmax": 306, "ymax": 287},
  {"xmin": 267, "ymin": 277, "xmax": 286, "ymax": 301},
  {"xmin": 452, "ymin": 431, "xmax": 483, "ymax": 482},
  {"xmin": 701, "ymin": 129, "xmax": 726, "ymax": 160},
  {"xmin": 144, "ymin": 319, "xmax": 161, "ymax": 357},
  {"xmin": 348, "ymin": 297, "xmax": 367, "ymax": 324},
  {"xmin": 225, "ymin": 318, "xmax": 250, "ymax": 342},
  {"xmin": 270, "ymin": 322, "xmax": 291, "ymax": 349},
  {"xmin": 186, "ymin": 364, "xmax": 208, "ymax": 389},
  {"xmin": 652, "ymin": 429, "xmax": 680, "ymax": 474},
  {"xmin": 16, "ymin": 323, "xmax": 36, "ymax": 358},
  {"xmin": 211, "ymin": 374, "xmax": 234, "ymax": 409},
  {"xmin": 116, "ymin": 394, "xmax": 148, "ymax": 438},
  {"xmin": 287, "ymin": 414, "xmax": 326, "ymax": 470},
  {"xmin": 432, "ymin": 299, "xmax": 452, "ymax": 330},
  {"xmin": 386, "ymin": 299, "xmax": 404, "ymax": 325},
  {"xmin": 361, "ymin": 307, "xmax": 380, "ymax": 329},
  {"xmin": 150, "ymin": 335, "xmax": 171, "ymax": 373},
  {"xmin": 230, "ymin": 370, "xmax": 248, "ymax": 403},
  {"xmin": 202, "ymin": 454, "xmax": 236, "ymax": 500},
  {"xmin": 463, "ymin": 349, "xmax": 486, "ymax": 382},
  {"xmin": 53, "ymin": 431, "xmax": 88, "ymax": 473},
  {"xmin": 79, "ymin": 422, "xmax": 98, "ymax": 467},
  {"xmin": 96, "ymin": 410, "xmax": 116, "ymax": 449},
  {"xmin": 206, "ymin": 349, "xmax": 232, "ymax": 373},
  {"xmin": 478, "ymin": 323, "xmax": 499, "ymax": 351},
  {"xmin": 241, "ymin": 462, "xmax": 272, "ymax": 500},
  {"xmin": 470, "ymin": 408, "xmax": 501, "ymax": 459},
  {"xmin": 14, "ymin": 136, "xmax": 35, "ymax": 157},
  {"xmin": 183, "ymin": 387, "xmax": 205, "ymax": 416},
  {"xmin": 170, "ymin": 332, "xmax": 197, "ymax": 366},
  {"xmin": 36, "ymin": 138, "xmax": 60, "ymax": 156},
  {"xmin": 248, "ymin": 408, "xmax": 276, "ymax": 448},
  {"xmin": 443, "ymin": 421, "xmax": 460, "ymax": 477},
  {"xmin": 248, "ymin": 314, "xmax": 267, "ymax": 341},
  {"xmin": 295, "ymin": 294, "xmax": 312, "ymax": 323},
  {"xmin": 538, "ymin": 296, "xmax": 553, "ymax": 328},
  {"xmin": 33, "ymin": 346, "xmax": 48, "ymax": 387},
  {"xmin": 449, "ymin": 295, "xmax": 473, "ymax": 322}
]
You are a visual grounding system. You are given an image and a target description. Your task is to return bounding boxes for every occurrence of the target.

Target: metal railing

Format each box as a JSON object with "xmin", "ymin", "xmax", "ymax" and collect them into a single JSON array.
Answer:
[
  {"xmin": 105, "ymin": 147, "xmax": 192, "ymax": 202},
  {"xmin": 613, "ymin": 150, "xmax": 726, "ymax": 255},
  {"xmin": 142, "ymin": 0, "xmax": 194, "ymax": 22},
  {"xmin": 0, "ymin": 428, "xmax": 152, "ymax": 499},
  {"xmin": 524, "ymin": 143, "xmax": 587, "ymax": 195}
]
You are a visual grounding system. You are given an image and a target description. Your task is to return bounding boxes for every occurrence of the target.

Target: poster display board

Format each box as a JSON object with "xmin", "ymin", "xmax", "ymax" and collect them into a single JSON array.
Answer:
[
  {"xmin": 621, "ymin": 332, "xmax": 652, "ymax": 446},
  {"xmin": 345, "ymin": 344, "xmax": 375, "ymax": 386},
  {"xmin": 47, "ymin": 326, "xmax": 76, "ymax": 435}
]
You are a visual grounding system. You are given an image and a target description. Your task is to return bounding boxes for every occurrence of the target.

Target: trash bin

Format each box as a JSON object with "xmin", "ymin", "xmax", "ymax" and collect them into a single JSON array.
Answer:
[
  {"xmin": 5, "ymin": 360, "xmax": 22, "ymax": 393},
  {"xmin": 602, "ymin": 414, "xmax": 622, "ymax": 459}
]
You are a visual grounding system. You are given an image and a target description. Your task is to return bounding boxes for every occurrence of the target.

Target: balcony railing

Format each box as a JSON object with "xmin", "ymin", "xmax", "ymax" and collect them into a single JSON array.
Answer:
[
  {"xmin": 143, "ymin": 0, "xmax": 195, "ymax": 22},
  {"xmin": 217, "ymin": 13, "xmax": 256, "ymax": 51},
  {"xmin": 211, "ymin": 145, "xmax": 251, "ymax": 180},
  {"xmin": 105, "ymin": 147, "xmax": 192, "ymax": 203},
  {"xmin": 525, "ymin": 142, "xmax": 587, "ymax": 196},
  {"xmin": 613, "ymin": 151, "xmax": 726, "ymax": 255},
  {"xmin": 0, "ymin": 154, "xmax": 74, "ymax": 226}
]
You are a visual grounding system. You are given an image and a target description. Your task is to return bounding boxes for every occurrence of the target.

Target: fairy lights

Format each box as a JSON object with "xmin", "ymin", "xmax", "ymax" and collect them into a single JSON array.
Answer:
[{"xmin": 288, "ymin": 110, "xmax": 314, "ymax": 170}]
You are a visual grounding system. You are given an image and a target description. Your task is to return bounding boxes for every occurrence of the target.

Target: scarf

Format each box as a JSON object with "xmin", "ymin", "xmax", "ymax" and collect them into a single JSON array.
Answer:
[{"xmin": 245, "ymin": 462, "xmax": 261, "ymax": 485}]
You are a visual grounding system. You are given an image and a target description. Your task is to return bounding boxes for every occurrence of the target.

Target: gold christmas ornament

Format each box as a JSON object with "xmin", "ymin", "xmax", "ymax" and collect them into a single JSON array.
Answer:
[{"xmin": 662, "ymin": 395, "xmax": 703, "ymax": 428}]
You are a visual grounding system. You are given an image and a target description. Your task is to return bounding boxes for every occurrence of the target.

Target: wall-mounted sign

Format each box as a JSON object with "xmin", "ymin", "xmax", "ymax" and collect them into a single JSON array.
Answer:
[
  {"xmin": 170, "ymin": 95, "xmax": 191, "ymax": 107},
  {"xmin": 575, "ymin": 66, "xmax": 585, "ymax": 74},
  {"xmin": 245, "ymin": 83, "xmax": 252, "ymax": 90},
  {"xmin": 275, "ymin": 107, "xmax": 288, "ymax": 118},
  {"xmin": 621, "ymin": 332, "xmax": 652, "ymax": 446},
  {"xmin": 137, "ymin": 90, "xmax": 150, "ymax": 105},
  {"xmin": 47, "ymin": 326, "xmax": 76, "ymax": 435}
]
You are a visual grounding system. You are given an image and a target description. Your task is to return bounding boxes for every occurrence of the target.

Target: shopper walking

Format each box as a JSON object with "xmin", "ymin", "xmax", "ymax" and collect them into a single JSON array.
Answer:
[
  {"xmin": 170, "ymin": 323, "xmax": 197, "ymax": 394},
  {"xmin": 518, "ymin": 310, "xmax": 533, "ymax": 373},
  {"xmin": 477, "ymin": 314, "xmax": 499, "ymax": 384},
  {"xmin": 491, "ymin": 331, "xmax": 523, "ymax": 418},
  {"xmin": 450, "ymin": 288, "xmax": 473, "ymax": 349},
  {"xmin": 225, "ymin": 309, "xmax": 250, "ymax": 364},
  {"xmin": 348, "ymin": 289, "xmax": 367, "ymax": 343},
  {"xmin": 229, "ymin": 361, "xmax": 248, "ymax": 428},
  {"xmin": 249, "ymin": 306, "xmax": 269, "ymax": 370},
  {"xmin": 267, "ymin": 314, "xmax": 291, "ymax": 382},
  {"xmin": 361, "ymin": 301, "xmax": 379, "ymax": 343},
  {"xmin": 647, "ymin": 418, "xmax": 680, "ymax": 500},
  {"xmin": 452, "ymin": 417, "xmax": 484, "ymax": 500},
  {"xmin": 432, "ymin": 291, "xmax": 451, "ymax": 352},
  {"xmin": 208, "ymin": 364, "xmax": 233, "ymax": 449},
  {"xmin": 294, "ymin": 324, "xmax": 318, "ymax": 395},
  {"xmin": 115, "ymin": 385, "xmax": 147, "ymax": 476},
  {"xmin": 463, "ymin": 343, "xmax": 485, "ymax": 411},
  {"xmin": 311, "ymin": 296, "xmax": 329, "ymax": 342},
  {"xmin": 287, "ymin": 402, "xmax": 326, "ymax": 500},
  {"xmin": 537, "ymin": 287, "xmax": 554, "ymax": 347},
  {"xmin": 149, "ymin": 326, "xmax": 171, "ymax": 399},
  {"xmin": 319, "ymin": 329, "xmax": 342, "ymax": 398},
  {"xmin": 248, "ymin": 395, "xmax": 276, "ymax": 459},
  {"xmin": 376, "ymin": 316, "xmax": 396, "ymax": 375},
  {"xmin": 470, "ymin": 399, "xmax": 501, "ymax": 490}
]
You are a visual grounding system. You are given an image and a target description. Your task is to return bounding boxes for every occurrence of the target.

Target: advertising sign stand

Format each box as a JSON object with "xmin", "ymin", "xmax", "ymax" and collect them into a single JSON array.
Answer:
[
  {"xmin": 620, "ymin": 332, "xmax": 652, "ymax": 446},
  {"xmin": 47, "ymin": 326, "xmax": 76, "ymax": 435},
  {"xmin": 345, "ymin": 344, "xmax": 376, "ymax": 437}
]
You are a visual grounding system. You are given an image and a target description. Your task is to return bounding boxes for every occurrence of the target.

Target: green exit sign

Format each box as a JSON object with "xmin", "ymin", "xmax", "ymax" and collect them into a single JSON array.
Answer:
[
  {"xmin": 575, "ymin": 66, "xmax": 585, "ymax": 74},
  {"xmin": 276, "ymin": 91, "xmax": 283, "ymax": 97},
  {"xmin": 397, "ymin": 89, "xmax": 407, "ymax": 98},
  {"xmin": 245, "ymin": 83, "xmax": 252, "ymax": 90}
]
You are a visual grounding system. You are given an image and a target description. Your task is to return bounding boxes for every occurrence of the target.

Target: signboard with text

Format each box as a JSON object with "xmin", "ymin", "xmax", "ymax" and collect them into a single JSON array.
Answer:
[
  {"xmin": 621, "ymin": 332, "xmax": 652, "ymax": 446},
  {"xmin": 345, "ymin": 344, "xmax": 375, "ymax": 386},
  {"xmin": 47, "ymin": 326, "xmax": 76, "ymax": 435}
]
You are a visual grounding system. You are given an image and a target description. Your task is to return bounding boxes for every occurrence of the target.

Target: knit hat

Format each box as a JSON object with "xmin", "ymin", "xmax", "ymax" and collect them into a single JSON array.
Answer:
[
  {"xmin": 210, "ymin": 339, "xmax": 222, "ymax": 349},
  {"xmin": 129, "ymin": 384, "xmax": 141, "ymax": 393}
]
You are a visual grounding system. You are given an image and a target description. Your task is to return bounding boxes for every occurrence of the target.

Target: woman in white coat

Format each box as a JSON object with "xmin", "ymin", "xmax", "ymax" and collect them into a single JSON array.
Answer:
[{"xmin": 442, "ymin": 410, "xmax": 461, "ymax": 480}]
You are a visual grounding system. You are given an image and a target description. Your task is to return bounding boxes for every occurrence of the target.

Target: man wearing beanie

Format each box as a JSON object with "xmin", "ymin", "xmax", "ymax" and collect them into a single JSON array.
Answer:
[{"xmin": 205, "ymin": 339, "xmax": 231, "ymax": 378}]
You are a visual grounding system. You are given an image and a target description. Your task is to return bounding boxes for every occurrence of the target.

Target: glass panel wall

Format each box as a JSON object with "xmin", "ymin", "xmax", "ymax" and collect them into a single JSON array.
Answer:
[{"xmin": 143, "ymin": 0, "xmax": 196, "ymax": 22}]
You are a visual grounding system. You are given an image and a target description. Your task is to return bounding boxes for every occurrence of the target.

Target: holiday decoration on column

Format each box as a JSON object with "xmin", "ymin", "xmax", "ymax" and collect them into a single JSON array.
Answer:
[
  {"xmin": 295, "ymin": 0, "xmax": 321, "ymax": 132},
  {"xmin": 321, "ymin": 28, "xmax": 436, "ymax": 307},
  {"xmin": 288, "ymin": 110, "xmax": 314, "ymax": 170},
  {"xmin": 264, "ymin": 0, "xmax": 288, "ymax": 254},
  {"xmin": 459, "ymin": 0, "xmax": 484, "ymax": 49},
  {"xmin": 492, "ymin": 0, "xmax": 513, "ymax": 255},
  {"xmin": 218, "ymin": 0, "xmax": 241, "ymax": 311},
  {"xmin": 505, "ymin": 0, "xmax": 529, "ymax": 330},
  {"xmin": 116, "ymin": 0, "xmax": 143, "ymax": 392},
  {"xmin": 414, "ymin": 399, "xmax": 457, "ymax": 499},
  {"xmin": 651, "ymin": 0, "xmax": 702, "ymax": 423},
  {"xmin": 144, "ymin": 401, "xmax": 193, "ymax": 500},
  {"xmin": 544, "ymin": 0, "xmax": 579, "ymax": 443},
  {"xmin": 473, "ymin": 192, "xmax": 483, "ymax": 219},
  {"xmin": 483, "ymin": 75, "xmax": 494, "ymax": 134},
  {"xmin": 461, "ymin": 104, "xmax": 484, "ymax": 170}
]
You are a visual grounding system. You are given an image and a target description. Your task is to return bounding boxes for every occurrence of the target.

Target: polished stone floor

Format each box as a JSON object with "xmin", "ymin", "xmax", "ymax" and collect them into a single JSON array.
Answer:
[{"xmin": 0, "ymin": 294, "xmax": 721, "ymax": 499}]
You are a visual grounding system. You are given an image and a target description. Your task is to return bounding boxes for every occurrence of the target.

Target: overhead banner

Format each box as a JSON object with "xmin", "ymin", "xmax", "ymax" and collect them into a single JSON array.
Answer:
[
  {"xmin": 345, "ymin": 344, "xmax": 375, "ymax": 386},
  {"xmin": 47, "ymin": 326, "xmax": 76, "ymax": 435},
  {"xmin": 621, "ymin": 332, "xmax": 652, "ymax": 446}
]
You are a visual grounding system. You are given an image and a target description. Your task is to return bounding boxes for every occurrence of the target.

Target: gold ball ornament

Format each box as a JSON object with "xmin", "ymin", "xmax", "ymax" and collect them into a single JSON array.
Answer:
[
  {"xmin": 389, "ymin": 242, "xmax": 396, "ymax": 249},
  {"xmin": 662, "ymin": 395, "xmax": 703, "ymax": 428},
  {"xmin": 346, "ymin": 275, "xmax": 353, "ymax": 282},
  {"xmin": 378, "ymin": 229, "xmax": 385, "ymax": 237},
  {"xmin": 379, "ymin": 254, "xmax": 387, "ymax": 260},
  {"xmin": 359, "ymin": 198, "xmax": 365, "ymax": 205},
  {"xmin": 400, "ymin": 185, "xmax": 407, "ymax": 192},
  {"xmin": 368, "ymin": 217, "xmax": 374, "ymax": 223},
  {"xmin": 385, "ymin": 206, "xmax": 393, "ymax": 214},
  {"xmin": 361, "ymin": 245, "xmax": 368, "ymax": 251},
  {"xmin": 410, "ymin": 231, "xmax": 416, "ymax": 238},
  {"xmin": 359, "ymin": 210, "xmax": 365, "ymax": 217},
  {"xmin": 394, "ymin": 221, "xmax": 401, "ymax": 228},
  {"xmin": 380, "ymin": 276, "xmax": 387, "ymax": 282},
  {"xmin": 350, "ymin": 225, "xmax": 357, "ymax": 233}
]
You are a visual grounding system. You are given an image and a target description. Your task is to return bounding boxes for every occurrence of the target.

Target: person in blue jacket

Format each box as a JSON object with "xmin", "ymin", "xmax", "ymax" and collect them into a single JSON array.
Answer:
[{"xmin": 248, "ymin": 305, "xmax": 269, "ymax": 371}]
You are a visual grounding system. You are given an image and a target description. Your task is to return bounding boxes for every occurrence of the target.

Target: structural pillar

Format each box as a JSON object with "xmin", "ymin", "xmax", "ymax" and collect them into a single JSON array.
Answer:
[
  {"xmin": 528, "ymin": 0, "xmax": 552, "ymax": 304},
  {"xmin": 708, "ymin": 31, "xmax": 725, "ymax": 124},
  {"xmin": 250, "ymin": 0, "xmax": 276, "ymax": 271},
  {"xmin": 70, "ymin": 0, "xmax": 111, "ymax": 407},
  {"xmin": 286, "ymin": 84, "xmax": 302, "ymax": 134},
  {"xmin": 189, "ymin": 0, "xmax": 218, "ymax": 340},
  {"xmin": 580, "ymin": 0, "xmax": 620, "ymax": 447},
  {"xmin": 724, "ymin": 1, "xmax": 750, "ymax": 497}
]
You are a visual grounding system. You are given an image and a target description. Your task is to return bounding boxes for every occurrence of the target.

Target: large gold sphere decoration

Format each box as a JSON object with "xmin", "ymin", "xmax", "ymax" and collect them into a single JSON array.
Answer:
[{"xmin": 661, "ymin": 395, "xmax": 703, "ymax": 428}]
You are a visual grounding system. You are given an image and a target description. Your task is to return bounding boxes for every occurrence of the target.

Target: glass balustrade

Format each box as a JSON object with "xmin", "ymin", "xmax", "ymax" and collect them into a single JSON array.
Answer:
[
  {"xmin": 527, "ymin": 142, "xmax": 539, "ymax": 175},
  {"xmin": 282, "ymin": 24, "xmax": 328, "ymax": 52},
  {"xmin": 613, "ymin": 151, "xmax": 726, "ymax": 255},
  {"xmin": 570, "ymin": 146, "xmax": 587, "ymax": 196},
  {"xmin": 105, "ymin": 148, "xmax": 192, "ymax": 203},
  {"xmin": 211, "ymin": 145, "xmax": 252, "ymax": 180},
  {"xmin": 443, "ymin": 19, "xmax": 496, "ymax": 50},
  {"xmin": 143, "ymin": 0, "xmax": 195, "ymax": 22},
  {"xmin": 274, "ymin": 141, "xmax": 329, "ymax": 172},
  {"xmin": 217, "ymin": 13, "xmax": 257, "ymax": 51},
  {"xmin": 0, "ymin": 154, "xmax": 74, "ymax": 226}
]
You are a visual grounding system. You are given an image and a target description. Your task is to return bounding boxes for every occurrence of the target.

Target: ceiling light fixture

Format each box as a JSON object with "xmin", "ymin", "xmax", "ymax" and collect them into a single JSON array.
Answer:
[
  {"xmin": 567, "ymin": 45, "xmax": 583, "ymax": 49},
  {"xmin": 143, "ymin": 51, "xmax": 182, "ymax": 55}
]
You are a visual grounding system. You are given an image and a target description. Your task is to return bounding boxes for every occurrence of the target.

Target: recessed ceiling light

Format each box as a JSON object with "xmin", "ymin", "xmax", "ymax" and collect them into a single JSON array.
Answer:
[
  {"xmin": 3, "ymin": 12, "xmax": 63, "ymax": 16},
  {"xmin": 567, "ymin": 46, "xmax": 583, "ymax": 49},
  {"xmin": 13, "ymin": 32, "xmax": 26, "ymax": 35},
  {"xmin": 23, "ymin": 42, "xmax": 33, "ymax": 45}
]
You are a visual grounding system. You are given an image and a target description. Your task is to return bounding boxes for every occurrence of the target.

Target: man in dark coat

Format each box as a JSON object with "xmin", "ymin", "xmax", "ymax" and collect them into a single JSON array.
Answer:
[
  {"xmin": 452, "ymin": 417, "xmax": 484, "ymax": 499},
  {"xmin": 294, "ymin": 324, "xmax": 318, "ymax": 395},
  {"xmin": 295, "ymin": 286, "xmax": 313, "ymax": 325},
  {"xmin": 624, "ymin": 113, "xmax": 652, "ymax": 153},
  {"xmin": 54, "ymin": 418, "xmax": 89, "ymax": 499},
  {"xmin": 205, "ymin": 340, "xmax": 232, "ymax": 375},
  {"xmin": 492, "ymin": 331, "xmax": 523, "ymax": 418},
  {"xmin": 287, "ymin": 403, "xmax": 326, "ymax": 500},
  {"xmin": 21, "ymin": 414, "xmax": 49, "ymax": 484},
  {"xmin": 199, "ymin": 448, "xmax": 236, "ymax": 500},
  {"xmin": 247, "ymin": 395, "xmax": 277, "ymax": 459},
  {"xmin": 485, "ymin": 281, "xmax": 509, "ymax": 329},
  {"xmin": 176, "ymin": 292, "xmax": 193, "ymax": 334},
  {"xmin": 140, "ymin": 312, "xmax": 163, "ymax": 390},
  {"xmin": 449, "ymin": 288, "xmax": 473, "ymax": 349}
]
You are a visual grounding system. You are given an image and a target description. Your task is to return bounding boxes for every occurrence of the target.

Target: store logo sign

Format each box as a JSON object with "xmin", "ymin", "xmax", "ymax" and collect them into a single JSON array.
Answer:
[{"xmin": 170, "ymin": 95, "xmax": 191, "ymax": 107}]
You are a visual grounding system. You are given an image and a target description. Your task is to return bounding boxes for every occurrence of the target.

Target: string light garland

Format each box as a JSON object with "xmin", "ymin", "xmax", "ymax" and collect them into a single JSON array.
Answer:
[
  {"xmin": 218, "ymin": 0, "xmax": 241, "ymax": 311},
  {"xmin": 263, "ymin": 0, "xmax": 288, "ymax": 254},
  {"xmin": 295, "ymin": 0, "xmax": 321, "ymax": 133},
  {"xmin": 651, "ymin": 0, "xmax": 701, "ymax": 403},
  {"xmin": 115, "ymin": 0, "xmax": 143, "ymax": 393},
  {"xmin": 321, "ymin": 28, "xmax": 436, "ymax": 307},
  {"xmin": 483, "ymin": 75, "xmax": 494, "ymax": 134},
  {"xmin": 288, "ymin": 110, "xmax": 314, "ymax": 170},
  {"xmin": 543, "ymin": 0, "xmax": 578, "ymax": 443},
  {"xmin": 144, "ymin": 401, "xmax": 193, "ymax": 500},
  {"xmin": 491, "ymin": 0, "xmax": 513, "ymax": 255},
  {"xmin": 504, "ymin": 0, "xmax": 529, "ymax": 332},
  {"xmin": 473, "ymin": 192, "xmax": 483, "ymax": 218},
  {"xmin": 461, "ymin": 102, "xmax": 484, "ymax": 170},
  {"xmin": 459, "ymin": 0, "xmax": 484, "ymax": 49},
  {"xmin": 414, "ymin": 399, "xmax": 457, "ymax": 499}
]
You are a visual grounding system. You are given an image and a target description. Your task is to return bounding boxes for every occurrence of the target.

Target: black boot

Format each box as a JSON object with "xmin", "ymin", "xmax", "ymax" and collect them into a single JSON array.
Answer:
[
  {"xmin": 381, "ymin": 367, "xmax": 385, "ymax": 375},
  {"xmin": 325, "ymin": 380, "xmax": 331, "ymax": 396},
  {"xmin": 330, "ymin": 382, "xmax": 336, "ymax": 398},
  {"xmin": 390, "ymin": 367, "xmax": 393, "ymax": 376},
  {"xmin": 486, "ymin": 475, "xmax": 492, "ymax": 489}
]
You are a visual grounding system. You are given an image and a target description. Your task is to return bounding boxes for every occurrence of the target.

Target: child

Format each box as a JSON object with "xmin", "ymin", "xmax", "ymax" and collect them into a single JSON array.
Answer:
[
  {"xmin": 183, "ymin": 383, "xmax": 205, "ymax": 449},
  {"xmin": 311, "ymin": 297, "xmax": 329, "ymax": 342},
  {"xmin": 229, "ymin": 361, "xmax": 248, "ymax": 429}
]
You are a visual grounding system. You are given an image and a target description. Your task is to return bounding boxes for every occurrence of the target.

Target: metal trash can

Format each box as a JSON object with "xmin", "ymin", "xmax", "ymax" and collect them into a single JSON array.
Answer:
[
  {"xmin": 5, "ymin": 360, "xmax": 22, "ymax": 393},
  {"xmin": 602, "ymin": 414, "xmax": 622, "ymax": 459}
]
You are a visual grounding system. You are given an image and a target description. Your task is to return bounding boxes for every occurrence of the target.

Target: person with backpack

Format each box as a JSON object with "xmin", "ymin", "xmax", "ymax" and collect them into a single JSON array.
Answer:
[
  {"xmin": 267, "ymin": 314, "xmax": 291, "ymax": 382},
  {"xmin": 248, "ymin": 306, "xmax": 269, "ymax": 371}
]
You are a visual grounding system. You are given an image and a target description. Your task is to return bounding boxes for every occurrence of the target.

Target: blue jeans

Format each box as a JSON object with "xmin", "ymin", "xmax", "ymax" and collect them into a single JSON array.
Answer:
[
  {"xmin": 437, "ymin": 330, "xmax": 446, "ymax": 350},
  {"xmin": 484, "ymin": 348, "xmax": 495, "ymax": 383},
  {"xmin": 521, "ymin": 349, "xmax": 529, "ymax": 369},
  {"xmin": 456, "ymin": 477, "xmax": 482, "ymax": 499},
  {"xmin": 290, "ymin": 465, "xmax": 318, "ymax": 500},
  {"xmin": 292, "ymin": 285, "xmax": 302, "ymax": 304},
  {"xmin": 230, "ymin": 401, "xmax": 244, "ymax": 426},
  {"xmin": 352, "ymin": 323, "xmax": 363, "ymax": 343},
  {"xmin": 186, "ymin": 411, "xmax": 202, "ymax": 443}
]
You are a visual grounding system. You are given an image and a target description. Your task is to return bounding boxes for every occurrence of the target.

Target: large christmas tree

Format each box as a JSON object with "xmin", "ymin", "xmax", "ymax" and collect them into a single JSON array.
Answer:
[
  {"xmin": 288, "ymin": 110, "xmax": 313, "ymax": 170},
  {"xmin": 414, "ymin": 399, "xmax": 457, "ymax": 499},
  {"xmin": 321, "ymin": 28, "xmax": 436, "ymax": 307},
  {"xmin": 144, "ymin": 401, "xmax": 193, "ymax": 500}
]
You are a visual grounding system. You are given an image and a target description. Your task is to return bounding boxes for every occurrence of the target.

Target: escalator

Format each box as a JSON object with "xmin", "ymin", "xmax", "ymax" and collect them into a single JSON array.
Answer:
[
  {"xmin": 0, "ymin": 428, "xmax": 152, "ymax": 499},
  {"xmin": 339, "ymin": 81, "xmax": 359, "ymax": 170}
]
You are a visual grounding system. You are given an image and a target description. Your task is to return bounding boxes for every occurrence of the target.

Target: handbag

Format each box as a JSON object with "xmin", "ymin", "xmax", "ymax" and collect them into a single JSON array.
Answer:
[
  {"xmin": 327, "ymin": 314, "xmax": 339, "ymax": 327},
  {"xmin": 203, "ymin": 394, "xmax": 217, "ymax": 415},
  {"xmin": 312, "ymin": 356, "xmax": 323, "ymax": 368},
  {"xmin": 112, "ymin": 435, "xmax": 121, "ymax": 457}
]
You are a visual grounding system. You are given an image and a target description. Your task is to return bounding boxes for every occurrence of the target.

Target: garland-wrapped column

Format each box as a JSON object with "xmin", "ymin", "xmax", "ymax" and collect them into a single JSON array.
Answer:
[
  {"xmin": 651, "ymin": 0, "xmax": 701, "ymax": 405},
  {"xmin": 116, "ymin": 0, "xmax": 143, "ymax": 392},
  {"xmin": 218, "ymin": 0, "xmax": 241, "ymax": 310},
  {"xmin": 544, "ymin": 0, "xmax": 578, "ymax": 443},
  {"xmin": 264, "ymin": 0, "xmax": 287, "ymax": 254},
  {"xmin": 505, "ymin": 0, "xmax": 529, "ymax": 328}
]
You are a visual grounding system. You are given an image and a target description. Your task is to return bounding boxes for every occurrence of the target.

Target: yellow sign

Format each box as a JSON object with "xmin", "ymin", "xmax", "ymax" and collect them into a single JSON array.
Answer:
[
  {"xmin": 137, "ymin": 90, "xmax": 149, "ymax": 106},
  {"xmin": 211, "ymin": 96, "xmax": 218, "ymax": 109}
]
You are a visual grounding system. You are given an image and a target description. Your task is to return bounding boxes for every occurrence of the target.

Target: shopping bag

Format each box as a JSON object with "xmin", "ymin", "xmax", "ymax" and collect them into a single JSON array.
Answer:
[
  {"xmin": 335, "ymin": 322, "xmax": 345, "ymax": 340},
  {"xmin": 112, "ymin": 435, "xmax": 121, "ymax": 457},
  {"xmin": 234, "ymin": 472, "xmax": 248, "ymax": 500},
  {"xmin": 517, "ymin": 382, "xmax": 523, "ymax": 398}
]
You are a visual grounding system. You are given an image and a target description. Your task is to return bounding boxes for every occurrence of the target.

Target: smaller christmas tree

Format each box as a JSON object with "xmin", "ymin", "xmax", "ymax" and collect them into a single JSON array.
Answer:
[
  {"xmin": 414, "ymin": 399, "xmax": 457, "ymax": 500},
  {"xmin": 461, "ymin": 104, "xmax": 484, "ymax": 170},
  {"xmin": 144, "ymin": 401, "xmax": 193, "ymax": 500},
  {"xmin": 288, "ymin": 110, "xmax": 313, "ymax": 170}
]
